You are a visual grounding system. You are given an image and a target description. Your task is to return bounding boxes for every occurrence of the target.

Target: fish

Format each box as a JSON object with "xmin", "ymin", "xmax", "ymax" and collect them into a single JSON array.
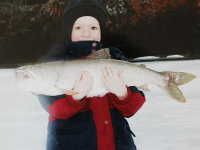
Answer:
[{"xmin": 15, "ymin": 49, "xmax": 196, "ymax": 103}]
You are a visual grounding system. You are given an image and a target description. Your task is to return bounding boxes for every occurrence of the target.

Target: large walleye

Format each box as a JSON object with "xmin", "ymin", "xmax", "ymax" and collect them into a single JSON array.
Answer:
[{"xmin": 15, "ymin": 52, "xmax": 196, "ymax": 103}]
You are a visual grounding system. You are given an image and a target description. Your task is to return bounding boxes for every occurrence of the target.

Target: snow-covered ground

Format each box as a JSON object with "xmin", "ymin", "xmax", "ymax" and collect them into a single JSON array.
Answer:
[{"xmin": 0, "ymin": 59, "xmax": 199, "ymax": 150}]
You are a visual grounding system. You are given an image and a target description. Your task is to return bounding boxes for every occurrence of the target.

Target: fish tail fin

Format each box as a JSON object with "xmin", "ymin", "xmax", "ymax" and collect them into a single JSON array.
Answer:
[
  {"xmin": 161, "ymin": 71, "xmax": 196, "ymax": 103},
  {"xmin": 166, "ymin": 82, "xmax": 186, "ymax": 103},
  {"xmin": 162, "ymin": 71, "xmax": 196, "ymax": 86}
]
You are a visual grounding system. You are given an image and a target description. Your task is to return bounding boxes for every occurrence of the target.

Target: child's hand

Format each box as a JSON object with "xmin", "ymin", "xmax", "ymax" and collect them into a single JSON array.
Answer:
[
  {"xmin": 72, "ymin": 70, "xmax": 93, "ymax": 100},
  {"xmin": 101, "ymin": 65, "xmax": 128, "ymax": 100}
]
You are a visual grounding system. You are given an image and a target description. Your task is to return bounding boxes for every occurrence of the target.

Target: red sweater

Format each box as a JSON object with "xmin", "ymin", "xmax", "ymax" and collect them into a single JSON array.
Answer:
[{"xmin": 47, "ymin": 86, "xmax": 145, "ymax": 150}]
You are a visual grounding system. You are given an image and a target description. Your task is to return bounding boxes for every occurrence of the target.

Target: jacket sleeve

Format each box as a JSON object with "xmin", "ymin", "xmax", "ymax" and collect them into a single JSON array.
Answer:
[
  {"xmin": 109, "ymin": 86, "xmax": 145, "ymax": 118},
  {"xmin": 46, "ymin": 95, "xmax": 88, "ymax": 120}
]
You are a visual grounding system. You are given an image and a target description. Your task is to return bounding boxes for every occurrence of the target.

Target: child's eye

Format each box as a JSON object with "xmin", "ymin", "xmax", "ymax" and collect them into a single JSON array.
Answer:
[
  {"xmin": 91, "ymin": 27, "xmax": 98, "ymax": 30},
  {"xmin": 75, "ymin": 26, "xmax": 80, "ymax": 30}
]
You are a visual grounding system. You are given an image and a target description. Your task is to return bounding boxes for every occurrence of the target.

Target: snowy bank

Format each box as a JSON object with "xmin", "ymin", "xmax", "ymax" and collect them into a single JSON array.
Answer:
[{"xmin": 0, "ymin": 59, "xmax": 199, "ymax": 150}]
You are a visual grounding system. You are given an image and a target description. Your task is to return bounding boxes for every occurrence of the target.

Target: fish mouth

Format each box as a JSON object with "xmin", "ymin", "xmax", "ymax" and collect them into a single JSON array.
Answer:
[{"xmin": 15, "ymin": 68, "xmax": 35, "ymax": 80}]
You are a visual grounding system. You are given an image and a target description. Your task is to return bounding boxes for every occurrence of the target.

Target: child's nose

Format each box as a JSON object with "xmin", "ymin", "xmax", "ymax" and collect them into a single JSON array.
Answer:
[{"xmin": 82, "ymin": 29, "xmax": 91, "ymax": 37}]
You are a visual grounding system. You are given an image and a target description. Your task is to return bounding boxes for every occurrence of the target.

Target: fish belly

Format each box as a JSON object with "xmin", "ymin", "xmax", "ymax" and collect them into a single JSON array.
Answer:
[{"xmin": 54, "ymin": 59, "xmax": 165, "ymax": 97}]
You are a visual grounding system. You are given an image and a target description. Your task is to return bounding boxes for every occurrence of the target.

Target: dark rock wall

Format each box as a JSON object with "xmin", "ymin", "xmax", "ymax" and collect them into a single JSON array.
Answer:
[{"xmin": 0, "ymin": 0, "xmax": 200, "ymax": 67}]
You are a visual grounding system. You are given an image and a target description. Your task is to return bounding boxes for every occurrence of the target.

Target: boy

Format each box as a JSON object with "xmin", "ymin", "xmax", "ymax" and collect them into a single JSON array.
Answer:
[{"xmin": 38, "ymin": 0, "xmax": 145, "ymax": 150}]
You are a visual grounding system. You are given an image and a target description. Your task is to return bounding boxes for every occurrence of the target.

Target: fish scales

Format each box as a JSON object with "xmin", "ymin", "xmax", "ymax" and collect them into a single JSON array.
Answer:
[
  {"xmin": 15, "ymin": 59, "xmax": 196, "ymax": 102},
  {"xmin": 32, "ymin": 59, "xmax": 166, "ymax": 97}
]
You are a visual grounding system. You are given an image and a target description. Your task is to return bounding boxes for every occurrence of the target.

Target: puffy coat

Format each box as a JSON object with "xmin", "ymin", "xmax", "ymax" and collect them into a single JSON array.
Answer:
[{"xmin": 38, "ymin": 41, "xmax": 145, "ymax": 150}]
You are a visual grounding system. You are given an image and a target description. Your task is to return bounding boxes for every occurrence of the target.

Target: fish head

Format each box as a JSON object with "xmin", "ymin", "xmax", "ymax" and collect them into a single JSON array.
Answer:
[{"xmin": 15, "ymin": 64, "xmax": 58, "ymax": 94}]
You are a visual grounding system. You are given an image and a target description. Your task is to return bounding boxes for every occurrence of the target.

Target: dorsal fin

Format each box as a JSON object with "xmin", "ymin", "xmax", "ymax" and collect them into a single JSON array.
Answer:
[{"xmin": 86, "ymin": 48, "xmax": 111, "ymax": 59}]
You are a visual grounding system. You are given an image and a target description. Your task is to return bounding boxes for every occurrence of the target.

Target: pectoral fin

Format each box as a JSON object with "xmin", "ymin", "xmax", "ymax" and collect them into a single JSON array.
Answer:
[{"xmin": 55, "ymin": 85, "xmax": 79, "ymax": 95}]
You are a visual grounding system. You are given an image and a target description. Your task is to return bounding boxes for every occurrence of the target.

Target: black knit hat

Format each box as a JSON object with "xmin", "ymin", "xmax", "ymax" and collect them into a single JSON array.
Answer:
[{"xmin": 63, "ymin": 0, "xmax": 107, "ymax": 41}]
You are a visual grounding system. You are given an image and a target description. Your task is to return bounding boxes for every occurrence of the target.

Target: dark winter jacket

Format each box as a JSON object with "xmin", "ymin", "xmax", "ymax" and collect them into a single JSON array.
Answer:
[{"xmin": 38, "ymin": 41, "xmax": 145, "ymax": 150}]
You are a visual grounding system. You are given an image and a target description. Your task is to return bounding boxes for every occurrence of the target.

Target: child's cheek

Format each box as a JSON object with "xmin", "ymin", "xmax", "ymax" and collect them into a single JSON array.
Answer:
[
  {"xmin": 93, "ymin": 33, "xmax": 101, "ymax": 42},
  {"xmin": 71, "ymin": 30, "xmax": 81, "ymax": 42}
]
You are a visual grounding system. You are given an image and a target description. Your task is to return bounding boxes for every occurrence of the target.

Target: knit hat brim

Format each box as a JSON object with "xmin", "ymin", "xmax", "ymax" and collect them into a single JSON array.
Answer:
[{"xmin": 63, "ymin": 0, "xmax": 107, "ymax": 41}]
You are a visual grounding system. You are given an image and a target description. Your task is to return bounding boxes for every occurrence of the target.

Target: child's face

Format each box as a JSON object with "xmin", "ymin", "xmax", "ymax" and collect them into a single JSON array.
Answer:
[{"xmin": 71, "ymin": 16, "xmax": 101, "ymax": 42}]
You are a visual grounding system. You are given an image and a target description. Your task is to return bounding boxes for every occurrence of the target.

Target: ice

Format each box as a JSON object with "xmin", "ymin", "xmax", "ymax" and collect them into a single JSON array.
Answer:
[{"xmin": 0, "ymin": 59, "xmax": 200, "ymax": 150}]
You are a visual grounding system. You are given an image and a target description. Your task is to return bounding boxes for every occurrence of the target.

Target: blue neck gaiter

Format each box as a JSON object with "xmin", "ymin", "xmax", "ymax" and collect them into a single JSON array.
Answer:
[{"xmin": 64, "ymin": 40, "xmax": 103, "ymax": 58}]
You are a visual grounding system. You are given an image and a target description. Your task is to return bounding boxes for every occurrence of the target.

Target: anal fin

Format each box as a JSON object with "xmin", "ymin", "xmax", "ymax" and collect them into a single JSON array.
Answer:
[{"xmin": 137, "ymin": 84, "xmax": 150, "ymax": 92}]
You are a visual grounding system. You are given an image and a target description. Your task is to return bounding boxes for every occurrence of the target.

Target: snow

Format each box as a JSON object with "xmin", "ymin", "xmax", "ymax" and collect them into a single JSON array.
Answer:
[
  {"xmin": 0, "ymin": 59, "xmax": 200, "ymax": 150},
  {"xmin": 133, "ymin": 56, "xmax": 160, "ymax": 60},
  {"xmin": 166, "ymin": 54, "xmax": 184, "ymax": 58}
]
